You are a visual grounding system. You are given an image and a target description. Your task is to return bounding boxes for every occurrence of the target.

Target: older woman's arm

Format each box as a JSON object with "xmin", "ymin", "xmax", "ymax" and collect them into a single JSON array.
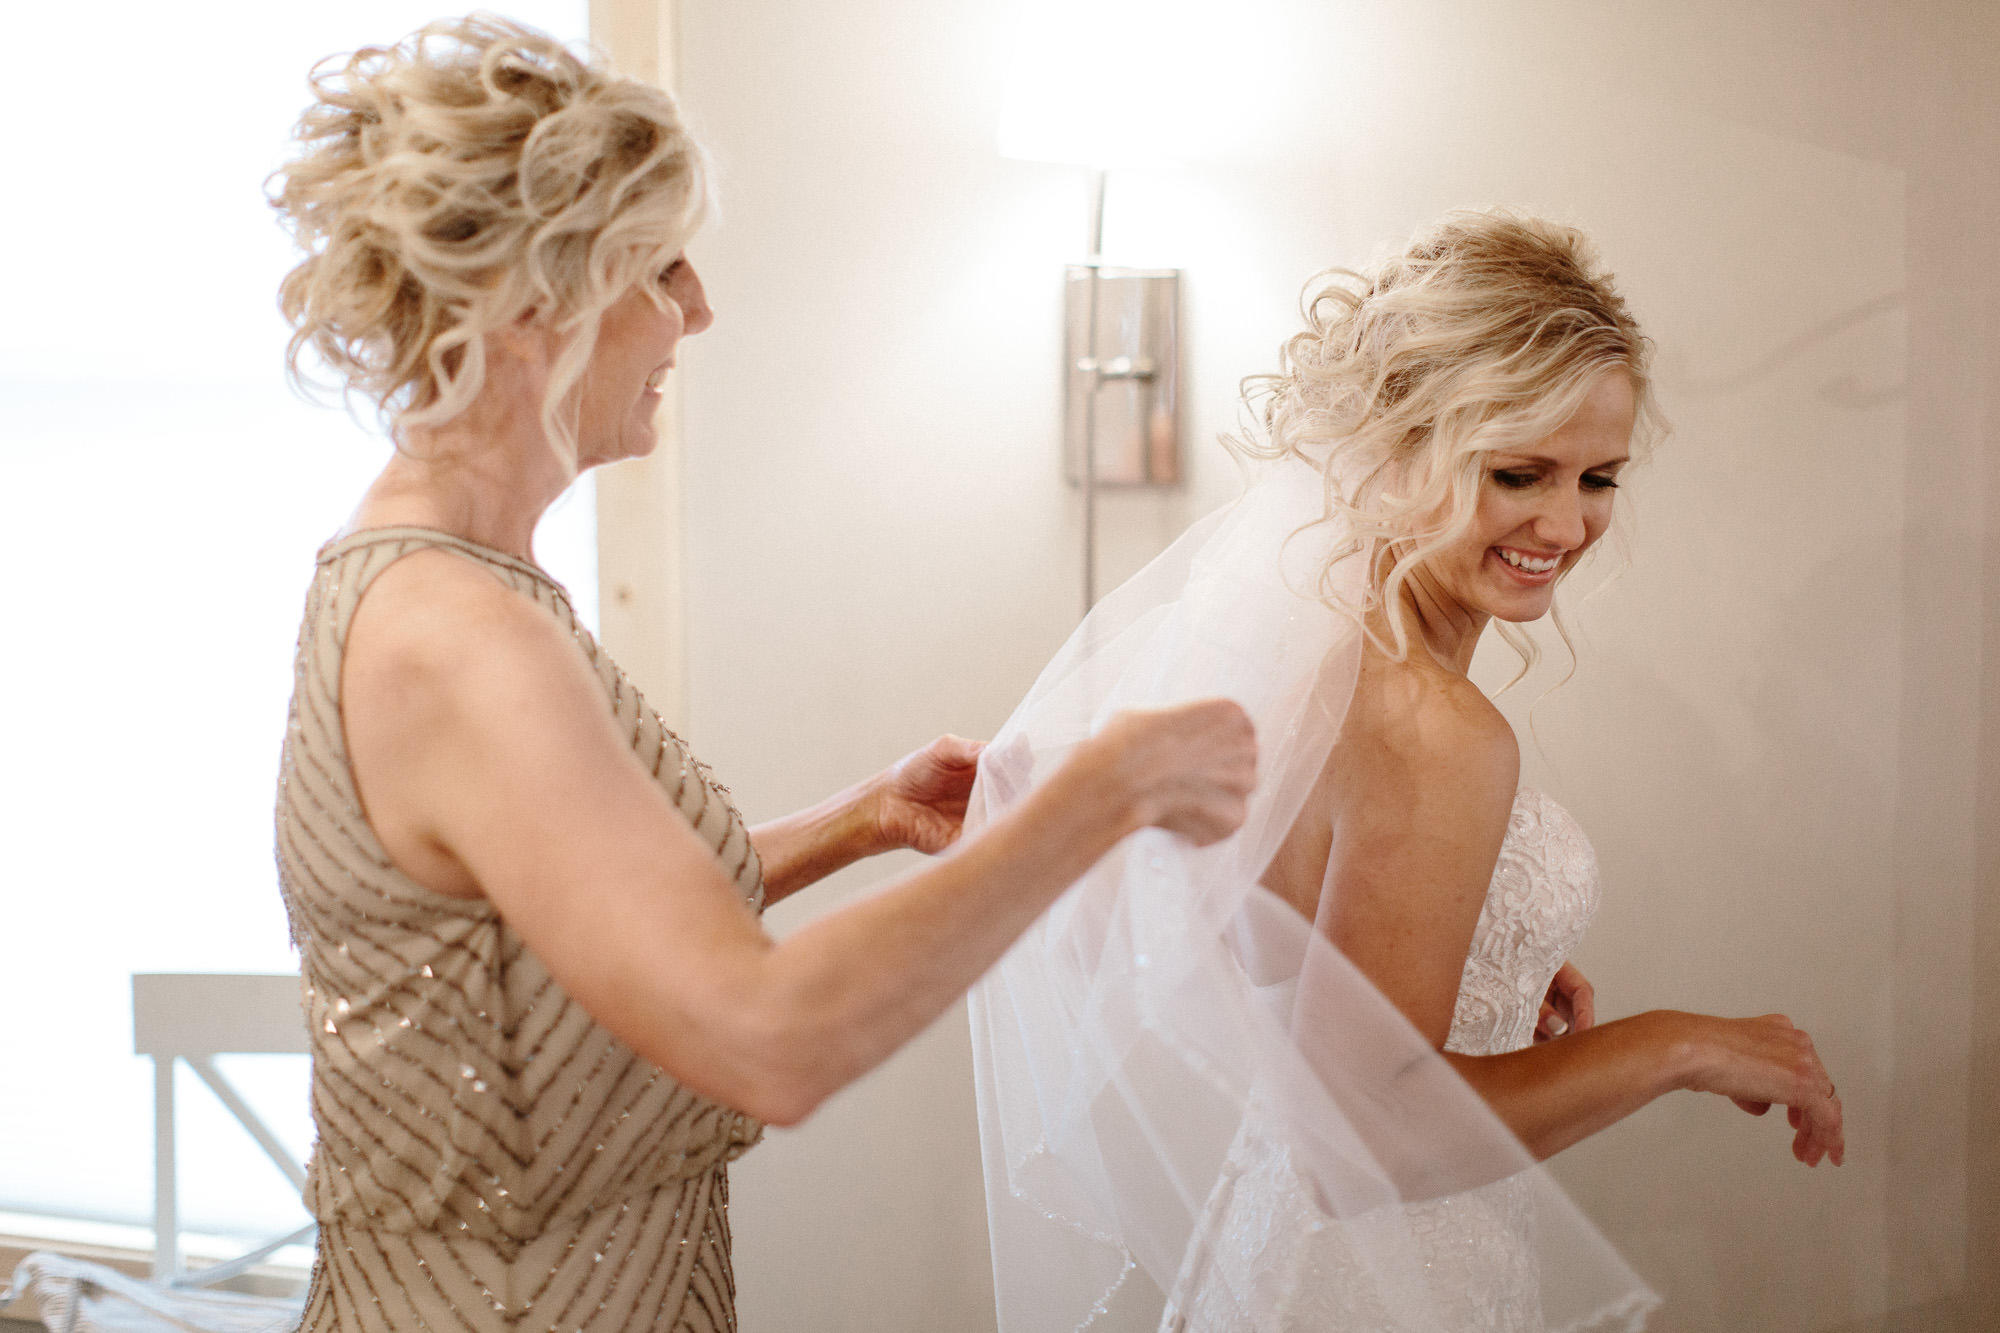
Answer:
[
  {"xmin": 750, "ymin": 735, "xmax": 984, "ymax": 907},
  {"xmin": 343, "ymin": 552, "xmax": 1254, "ymax": 1126}
]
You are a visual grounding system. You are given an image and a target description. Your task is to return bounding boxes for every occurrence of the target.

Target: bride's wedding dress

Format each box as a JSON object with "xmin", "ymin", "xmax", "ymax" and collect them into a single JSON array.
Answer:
[
  {"xmin": 967, "ymin": 459, "xmax": 1654, "ymax": 1333},
  {"xmin": 1162, "ymin": 792, "xmax": 1602, "ymax": 1332}
]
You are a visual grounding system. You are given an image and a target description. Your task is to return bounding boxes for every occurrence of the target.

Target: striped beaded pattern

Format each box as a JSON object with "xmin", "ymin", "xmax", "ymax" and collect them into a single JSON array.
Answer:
[{"xmin": 276, "ymin": 528, "xmax": 763, "ymax": 1333}]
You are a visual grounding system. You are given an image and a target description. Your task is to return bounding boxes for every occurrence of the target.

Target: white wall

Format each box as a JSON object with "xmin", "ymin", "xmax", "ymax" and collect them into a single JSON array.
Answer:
[{"xmin": 669, "ymin": 3, "xmax": 1998, "ymax": 1329}]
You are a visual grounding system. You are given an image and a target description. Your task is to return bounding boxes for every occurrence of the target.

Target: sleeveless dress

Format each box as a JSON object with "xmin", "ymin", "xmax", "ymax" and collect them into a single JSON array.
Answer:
[
  {"xmin": 275, "ymin": 528, "xmax": 766, "ymax": 1333},
  {"xmin": 1164, "ymin": 789, "xmax": 1602, "ymax": 1332}
]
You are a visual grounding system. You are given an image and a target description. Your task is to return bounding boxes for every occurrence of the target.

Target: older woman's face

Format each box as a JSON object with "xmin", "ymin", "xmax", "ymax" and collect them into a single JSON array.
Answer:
[
  {"xmin": 1426, "ymin": 369, "xmax": 1636, "ymax": 624},
  {"xmin": 574, "ymin": 255, "xmax": 713, "ymax": 468}
]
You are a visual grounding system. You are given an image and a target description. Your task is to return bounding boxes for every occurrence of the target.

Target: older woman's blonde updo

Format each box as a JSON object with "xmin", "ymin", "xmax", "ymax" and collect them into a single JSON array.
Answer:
[
  {"xmin": 270, "ymin": 12, "xmax": 710, "ymax": 463},
  {"xmin": 1238, "ymin": 208, "xmax": 1662, "ymax": 675}
]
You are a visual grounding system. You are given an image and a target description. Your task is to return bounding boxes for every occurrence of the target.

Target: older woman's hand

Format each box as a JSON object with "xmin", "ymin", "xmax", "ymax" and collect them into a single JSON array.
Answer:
[
  {"xmin": 873, "ymin": 735, "xmax": 984, "ymax": 855},
  {"xmin": 751, "ymin": 734, "xmax": 985, "ymax": 906}
]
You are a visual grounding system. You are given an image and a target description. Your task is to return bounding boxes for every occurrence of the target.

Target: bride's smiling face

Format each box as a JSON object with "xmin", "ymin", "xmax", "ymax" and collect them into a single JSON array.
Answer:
[{"xmin": 1422, "ymin": 370, "xmax": 1637, "ymax": 624}]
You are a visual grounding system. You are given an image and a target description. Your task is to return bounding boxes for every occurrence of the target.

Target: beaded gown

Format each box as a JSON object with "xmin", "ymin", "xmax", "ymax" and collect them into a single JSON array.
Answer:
[
  {"xmin": 276, "ymin": 529, "xmax": 765, "ymax": 1333},
  {"xmin": 1164, "ymin": 789, "xmax": 1604, "ymax": 1332}
]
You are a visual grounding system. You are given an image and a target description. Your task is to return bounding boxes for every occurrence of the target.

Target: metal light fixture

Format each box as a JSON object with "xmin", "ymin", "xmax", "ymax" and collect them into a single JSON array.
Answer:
[
  {"xmin": 1063, "ymin": 182, "xmax": 1181, "ymax": 609},
  {"xmin": 1065, "ymin": 261, "xmax": 1180, "ymax": 490},
  {"xmin": 997, "ymin": 3, "xmax": 1187, "ymax": 613}
]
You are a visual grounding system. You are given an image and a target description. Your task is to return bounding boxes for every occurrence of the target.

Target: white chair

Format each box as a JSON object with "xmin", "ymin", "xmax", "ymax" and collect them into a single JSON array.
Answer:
[
  {"xmin": 130, "ymin": 973, "xmax": 315, "ymax": 1288},
  {"xmin": 4, "ymin": 975, "xmax": 313, "ymax": 1333}
]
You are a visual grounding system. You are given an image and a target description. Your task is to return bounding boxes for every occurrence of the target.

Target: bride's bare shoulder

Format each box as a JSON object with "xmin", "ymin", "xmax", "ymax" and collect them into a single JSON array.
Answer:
[
  {"xmin": 1341, "ymin": 650, "xmax": 1518, "ymax": 792},
  {"xmin": 1260, "ymin": 651, "xmax": 1516, "ymax": 925}
]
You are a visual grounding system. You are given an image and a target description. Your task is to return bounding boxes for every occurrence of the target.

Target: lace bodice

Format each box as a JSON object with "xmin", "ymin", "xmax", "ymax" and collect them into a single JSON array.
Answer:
[
  {"xmin": 1446, "ymin": 789, "xmax": 1601, "ymax": 1057},
  {"xmin": 1164, "ymin": 789, "xmax": 1607, "ymax": 1333}
]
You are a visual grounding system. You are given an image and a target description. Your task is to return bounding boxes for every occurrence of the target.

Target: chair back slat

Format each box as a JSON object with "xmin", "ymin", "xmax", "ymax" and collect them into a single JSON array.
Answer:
[{"xmin": 132, "ymin": 975, "xmax": 306, "ymax": 1057}]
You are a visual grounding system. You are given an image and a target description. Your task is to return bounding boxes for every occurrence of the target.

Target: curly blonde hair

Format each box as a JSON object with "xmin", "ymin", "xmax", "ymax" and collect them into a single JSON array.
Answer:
[
  {"xmin": 269, "ymin": 13, "xmax": 710, "ymax": 466},
  {"xmin": 1237, "ymin": 209, "xmax": 1662, "ymax": 679}
]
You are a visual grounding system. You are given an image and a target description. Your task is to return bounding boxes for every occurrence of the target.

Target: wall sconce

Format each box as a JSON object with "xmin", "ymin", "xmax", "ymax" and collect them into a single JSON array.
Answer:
[
  {"xmin": 1066, "ymin": 263, "xmax": 1179, "ymax": 491},
  {"xmin": 996, "ymin": 2, "xmax": 1188, "ymax": 612},
  {"xmin": 1061, "ymin": 201, "xmax": 1182, "ymax": 609}
]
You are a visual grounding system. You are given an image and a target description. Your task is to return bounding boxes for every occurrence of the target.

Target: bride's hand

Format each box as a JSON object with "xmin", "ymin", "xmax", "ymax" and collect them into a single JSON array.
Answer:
[
  {"xmin": 1093, "ymin": 700, "xmax": 1257, "ymax": 846},
  {"xmin": 1675, "ymin": 1011, "xmax": 1845, "ymax": 1167},
  {"xmin": 1536, "ymin": 961, "xmax": 1595, "ymax": 1040}
]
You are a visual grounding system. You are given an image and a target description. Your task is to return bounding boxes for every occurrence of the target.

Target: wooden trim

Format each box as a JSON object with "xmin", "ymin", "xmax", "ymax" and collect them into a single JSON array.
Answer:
[{"xmin": 590, "ymin": 0, "xmax": 690, "ymax": 733}]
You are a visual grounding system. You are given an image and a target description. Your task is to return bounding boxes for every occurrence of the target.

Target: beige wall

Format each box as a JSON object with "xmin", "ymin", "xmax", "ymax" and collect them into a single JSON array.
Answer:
[{"xmin": 657, "ymin": 2, "xmax": 2000, "ymax": 1329}]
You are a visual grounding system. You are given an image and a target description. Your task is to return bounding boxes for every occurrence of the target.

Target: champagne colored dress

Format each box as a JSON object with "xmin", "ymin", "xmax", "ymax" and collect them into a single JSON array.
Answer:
[{"xmin": 275, "ymin": 529, "xmax": 765, "ymax": 1333}]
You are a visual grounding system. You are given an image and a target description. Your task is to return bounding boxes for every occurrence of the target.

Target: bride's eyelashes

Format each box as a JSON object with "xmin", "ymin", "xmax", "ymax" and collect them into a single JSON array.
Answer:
[{"xmin": 1485, "ymin": 467, "xmax": 1622, "ymax": 492}]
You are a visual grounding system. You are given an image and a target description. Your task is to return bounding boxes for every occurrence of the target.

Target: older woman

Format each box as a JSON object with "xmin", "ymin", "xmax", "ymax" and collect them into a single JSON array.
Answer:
[
  {"xmin": 268, "ymin": 16, "xmax": 1254, "ymax": 1333},
  {"xmin": 970, "ymin": 212, "xmax": 1844, "ymax": 1332}
]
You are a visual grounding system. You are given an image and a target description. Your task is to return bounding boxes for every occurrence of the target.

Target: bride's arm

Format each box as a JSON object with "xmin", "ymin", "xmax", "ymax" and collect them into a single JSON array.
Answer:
[
  {"xmin": 1305, "ymin": 675, "xmax": 1521, "ymax": 1050},
  {"xmin": 1442, "ymin": 1010, "xmax": 1843, "ymax": 1164},
  {"xmin": 751, "ymin": 735, "xmax": 983, "ymax": 907},
  {"xmin": 1308, "ymin": 679, "xmax": 1843, "ymax": 1170}
]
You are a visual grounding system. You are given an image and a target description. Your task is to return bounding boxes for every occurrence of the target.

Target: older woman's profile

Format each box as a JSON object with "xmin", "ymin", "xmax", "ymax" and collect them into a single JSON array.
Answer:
[{"xmin": 267, "ymin": 15, "xmax": 1255, "ymax": 1332}]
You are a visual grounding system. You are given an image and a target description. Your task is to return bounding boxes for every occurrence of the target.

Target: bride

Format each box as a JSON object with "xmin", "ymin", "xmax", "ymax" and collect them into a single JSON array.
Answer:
[{"xmin": 967, "ymin": 210, "xmax": 1844, "ymax": 1332}]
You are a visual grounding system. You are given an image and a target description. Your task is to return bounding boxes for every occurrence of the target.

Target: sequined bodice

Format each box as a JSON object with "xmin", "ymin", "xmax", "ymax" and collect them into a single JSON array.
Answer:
[
  {"xmin": 276, "ymin": 528, "xmax": 764, "ymax": 1333},
  {"xmin": 1166, "ymin": 789, "xmax": 1604, "ymax": 1333}
]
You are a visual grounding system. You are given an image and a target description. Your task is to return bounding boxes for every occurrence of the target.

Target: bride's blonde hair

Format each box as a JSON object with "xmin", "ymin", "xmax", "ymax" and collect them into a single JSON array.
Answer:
[
  {"xmin": 269, "ymin": 13, "xmax": 710, "ymax": 467},
  {"xmin": 1236, "ymin": 209, "xmax": 1662, "ymax": 679}
]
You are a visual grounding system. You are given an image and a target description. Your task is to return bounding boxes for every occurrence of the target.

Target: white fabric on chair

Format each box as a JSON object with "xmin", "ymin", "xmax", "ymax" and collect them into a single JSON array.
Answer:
[{"xmin": 4, "ymin": 1253, "xmax": 301, "ymax": 1333}]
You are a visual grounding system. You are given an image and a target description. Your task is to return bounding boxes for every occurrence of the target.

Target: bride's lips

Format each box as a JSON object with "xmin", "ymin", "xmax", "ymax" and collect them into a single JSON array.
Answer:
[{"xmin": 1488, "ymin": 545, "xmax": 1566, "ymax": 587}]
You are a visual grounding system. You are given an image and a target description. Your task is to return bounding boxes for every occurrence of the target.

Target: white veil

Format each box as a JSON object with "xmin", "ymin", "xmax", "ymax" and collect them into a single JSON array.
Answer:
[{"xmin": 966, "ymin": 457, "xmax": 1658, "ymax": 1332}]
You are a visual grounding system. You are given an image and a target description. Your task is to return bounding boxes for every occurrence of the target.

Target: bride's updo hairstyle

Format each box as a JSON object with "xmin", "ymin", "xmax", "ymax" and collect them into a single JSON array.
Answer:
[
  {"xmin": 1239, "ymin": 209, "xmax": 1662, "ymax": 673},
  {"xmin": 270, "ymin": 13, "xmax": 709, "ymax": 466}
]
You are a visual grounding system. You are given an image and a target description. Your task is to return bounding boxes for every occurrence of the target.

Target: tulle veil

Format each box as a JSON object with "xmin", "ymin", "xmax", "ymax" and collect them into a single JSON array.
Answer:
[{"xmin": 965, "ymin": 456, "xmax": 1658, "ymax": 1332}]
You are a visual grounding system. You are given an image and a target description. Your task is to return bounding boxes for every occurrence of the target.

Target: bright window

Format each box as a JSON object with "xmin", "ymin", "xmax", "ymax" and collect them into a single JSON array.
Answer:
[{"xmin": 0, "ymin": 0, "xmax": 590, "ymax": 1249}]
